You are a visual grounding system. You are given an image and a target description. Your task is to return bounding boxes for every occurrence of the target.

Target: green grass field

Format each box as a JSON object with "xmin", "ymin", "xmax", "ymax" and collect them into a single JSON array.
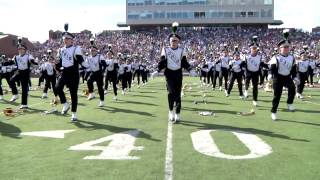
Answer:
[{"xmin": 1, "ymin": 77, "xmax": 320, "ymax": 180}]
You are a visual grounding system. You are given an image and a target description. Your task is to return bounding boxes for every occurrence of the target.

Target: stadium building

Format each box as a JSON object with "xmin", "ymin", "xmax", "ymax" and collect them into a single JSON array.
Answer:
[{"xmin": 119, "ymin": 0, "xmax": 283, "ymax": 29}]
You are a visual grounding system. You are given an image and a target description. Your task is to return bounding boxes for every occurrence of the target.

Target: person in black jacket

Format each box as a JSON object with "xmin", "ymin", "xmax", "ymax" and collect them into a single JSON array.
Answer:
[
  {"xmin": 152, "ymin": 22, "xmax": 195, "ymax": 123},
  {"xmin": 55, "ymin": 24, "xmax": 85, "ymax": 122},
  {"xmin": 0, "ymin": 55, "xmax": 19, "ymax": 101},
  {"xmin": 268, "ymin": 29, "xmax": 299, "ymax": 121},
  {"xmin": 84, "ymin": 38, "xmax": 107, "ymax": 106},
  {"xmin": 225, "ymin": 47, "xmax": 245, "ymax": 98},
  {"xmin": 10, "ymin": 37, "xmax": 38, "ymax": 109}
]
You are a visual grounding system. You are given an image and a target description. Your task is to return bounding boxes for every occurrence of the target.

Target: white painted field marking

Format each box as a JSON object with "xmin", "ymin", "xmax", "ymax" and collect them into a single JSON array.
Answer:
[
  {"xmin": 164, "ymin": 121, "xmax": 173, "ymax": 180},
  {"xmin": 303, "ymin": 101, "xmax": 320, "ymax": 106},
  {"xmin": 19, "ymin": 130, "xmax": 76, "ymax": 139},
  {"xmin": 191, "ymin": 130, "xmax": 272, "ymax": 160},
  {"xmin": 69, "ymin": 130, "xmax": 144, "ymax": 160}
]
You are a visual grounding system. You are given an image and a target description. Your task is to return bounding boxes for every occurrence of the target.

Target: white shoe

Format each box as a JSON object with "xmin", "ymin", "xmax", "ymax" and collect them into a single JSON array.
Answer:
[
  {"xmin": 113, "ymin": 96, "xmax": 118, "ymax": 101},
  {"xmin": 98, "ymin": 101, "xmax": 104, "ymax": 107},
  {"xmin": 253, "ymin": 101, "xmax": 258, "ymax": 107},
  {"xmin": 174, "ymin": 113, "xmax": 181, "ymax": 123},
  {"xmin": 224, "ymin": 90, "xmax": 229, "ymax": 97},
  {"xmin": 244, "ymin": 90, "xmax": 248, "ymax": 98},
  {"xmin": 42, "ymin": 93, "xmax": 48, "ymax": 99},
  {"xmin": 61, "ymin": 103, "xmax": 70, "ymax": 115},
  {"xmin": 288, "ymin": 104, "xmax": 295, "ymax": 111},
  {"xmin": 181, "ymin": 92, "xmax": 185, "ymax": 98},
  {"xmin": 271, "ymin": 113, "xmax": 277, "ymax": 121},
  {"xmin": 87, "ymin": 93, "xmax": 95, "ymax": 100},
  {"xmin": 0, "ymin": 95, "xmax": 3, "ymax": 100},
  {"xmin": 239, "ymin": 96, "xmax": 244, "ymax": 100},
  {"xmin": 121, "ymin": 90, "xmax": 125, "ymax": 95},
  {"xmin": 296, "ymin": 93, "xmax": 301, "ymax": 99},
  {"xmin": 71, "ymin": 112, "xmax": 77, "ymax": 122},
  {"xmin": 10, "ymin": 94, "xmax": 19, "ymax": 102},
  {"xmin": 219, "ymin": 86, "xmax": 222, "ymax": 91},
  {"xmin": 19, "ymin": 105, "xmax": 28, "ymax": 109},
  {"xmin": 296, "ymin": 93, "xmax": 304, "ymax": 99},
  {"xmin": 168, "ymin": 111, "xmax": 175, "ymax": 122}
]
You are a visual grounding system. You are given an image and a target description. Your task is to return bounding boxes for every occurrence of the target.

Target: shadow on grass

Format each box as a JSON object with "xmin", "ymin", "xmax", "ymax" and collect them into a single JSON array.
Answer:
[
  {"xmin": 179, "ymin": 120, "xmax": 309, "ymax": 142},
  {"xmin": 182, "ymin": 100, "xmax": 230, "ymax": 106},
  {"xmin": 116, "ymin": 99, "xmax": 158, "ymax": 106},
  {"xmin": 277, "ymin": 119, "xmax": 320, "ymax": 127},
  {"xmin": 72, "ymin": 120, "xmax": 160, "ymax": 142},
  {"xmin": 0, "ymin": 120, "xmax": 21, "ymax": 139},
  {"xmin": 182, "ymin": 107, "xmax": 238, "ymax": 115},
  {"xmin": 99, "ymin": 106, "xmax": 155, "ymax": 117},
  {"xmin": 2, "ymin": 99, "xmax": 19, "ymax": 106},
  {"xmin": 131, "ymin": 94, "xmax": 156, "ymax": 98}
]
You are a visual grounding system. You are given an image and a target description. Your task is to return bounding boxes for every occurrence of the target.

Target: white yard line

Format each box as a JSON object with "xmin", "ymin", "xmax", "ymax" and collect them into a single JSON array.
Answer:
[
  {"xmin": 303, "ymin": 100, "xmax": 320, "ymax": 106},
  {"xmin": 164, "ymin": 121, "xmax": 173, "ymax": 180}
]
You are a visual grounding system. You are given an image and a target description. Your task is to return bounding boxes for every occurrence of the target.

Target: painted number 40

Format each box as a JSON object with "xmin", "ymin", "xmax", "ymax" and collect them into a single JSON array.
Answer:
[{"xmin": 68, "ymin": 129, "xmax": 272, "ymax": 160}]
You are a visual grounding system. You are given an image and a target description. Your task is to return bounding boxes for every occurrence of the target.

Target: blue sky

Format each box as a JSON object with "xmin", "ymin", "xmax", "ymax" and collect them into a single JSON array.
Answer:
[{"xmin": 0, "ymin": 0, "xmax": 319, "ymax": 42}]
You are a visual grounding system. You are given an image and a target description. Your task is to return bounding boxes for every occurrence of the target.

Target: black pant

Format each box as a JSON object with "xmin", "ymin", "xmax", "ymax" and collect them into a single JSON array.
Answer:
[
  {"xmin": 80, "ymin": 71, "xmax": 85, "ymax": 83},
  {"xmin": 220, "ymin": 68, "xmax": 229, "ymax": 90},
  {"xmin": 56, "ymin": 68, "xmax": 79, "ymax": 112},
  {"xmin": 10, "ymin": 70, "xmax": 29, "ymax": 105},
  {"xmin": 105, "ymin": 71, "xmax": 118, "ymax": 96},
  {"xmin": 200, "ymin": 71, "xmax": 207, "ymax": 83},
  {"xmin": 207, "ymin": 70, "xmax": 214, "ymax": 85},
  {"xmin": 271, "ymin": 75, "xmax": 296, "ymax": 113},
  {"xmin": 118, "ymin": 73, "xmax": 127, "ymax": 90},
  {"xmin": 260, "ymin": 69, "xmax": 268, "ymax": 85},
  {"xmin": 165, "ymin": 70, "xmax": 183, "ymax": 114},
  {"xmin": 308, "ymin": 69, "xmax": 314, "ymax": 85},
  {"xmin": 0, "ymin": 73, "xmax": 18, "ymax": 95},
  {"xmin": 213, "ymin": 71, "xmax": 222, "ymax": 89},
  {"xmin": 245, "ymin": 71, "xmax": 259, "ymax": 101},
  {"xmin": 127, "ymin": 72, "xmax": 133, "ymax": 89},
  {"xmin": 142, "ymin": 70, "xmax": 148, "ymax": 83},
  {"xmin": 297, "ymin": 72, "xmax": 308, "ymax": 94},
  {"xmin": 87, "ymin": 71, "xmax": 104, "ymax": 101},
  {"xmin": 44, "ymin": 75, "xmax": 57, "ymax": 96},
  {"xmin": 38, "ymin": 73, "xmax": 45, "ymax": 86},
  {"xmin": 227, "ymin": 71, "xmax": 243, "ymax": 96},
  {"xmin": 136, "ymin": 70, "xmax": 142, "ymax": 85}
]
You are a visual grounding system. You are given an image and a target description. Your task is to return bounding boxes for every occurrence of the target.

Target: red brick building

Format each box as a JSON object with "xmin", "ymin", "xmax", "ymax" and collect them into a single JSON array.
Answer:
[{"xmin": 0, "ymin": 34, "xmax": 35, "ymax": 58}]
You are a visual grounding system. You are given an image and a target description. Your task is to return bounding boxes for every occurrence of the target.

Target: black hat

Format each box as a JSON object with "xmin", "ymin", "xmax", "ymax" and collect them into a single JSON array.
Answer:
[
  {"xmin": 90, "ymin": 37, "xmax": 98, "ymax": 50},
  {"xmin": 106, "ymin": 44, "xmax": 114, "ymax": 55},
  {"xmin": 278, "ymin": 29, "xmax": 291, "ymax": 47},
  {"xmin": 17, "ymin": 37, "xmax": 27, "ymax": 50},
  {"xmin": 223, "ymin": 44, "xmax": 228, "ymax": 52},
  {"xmin": 168, "ymin": 22, "xmax": 181, "ymax": 40},
  {"xmin": 249, "ymin": 36, "xmax": 259, "ymax": 48},
  {"xmin": 47, "ymin": 49, "xmax": 52, "ymax": 56},
  {"xmin": 303, "ymin": 45, "xmax": 309, "ymax": 52},
  {"xmin": 233, "ymin": 46, "xmax": 240, "ymax": 56},
  {"xmin": 62, "ymin": 23, "xmax": 75, "ymax": 39},
  {"xmin": 300, "ymin": 46, "xmax": 309, "ymax": 56}
]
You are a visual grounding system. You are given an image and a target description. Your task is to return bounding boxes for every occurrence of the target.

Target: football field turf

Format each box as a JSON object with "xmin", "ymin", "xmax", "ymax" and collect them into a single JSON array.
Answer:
[{"xmin": 1, "ymin": 77, "xmax": 320, "ymax": 180}]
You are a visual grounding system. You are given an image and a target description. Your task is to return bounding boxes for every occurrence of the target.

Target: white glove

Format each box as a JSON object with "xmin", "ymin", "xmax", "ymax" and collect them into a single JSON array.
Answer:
[
  {"xmin": 151, "ymin": 71, "xmax": 158, "ymax": 78},
  {"xmin": 267, "ymin": 74, "xmax": 273, "ymax": 81},
  {"xmin": 1, "ymin": 67, "xmax": 6, "ymax": 73},
  {"xmin": 293, "ymin": 77, "xmax": 300, "ymax": 85},
  {"xmin": 189, "ymin": 70, "xmax": 197, "ymax": 77}
]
